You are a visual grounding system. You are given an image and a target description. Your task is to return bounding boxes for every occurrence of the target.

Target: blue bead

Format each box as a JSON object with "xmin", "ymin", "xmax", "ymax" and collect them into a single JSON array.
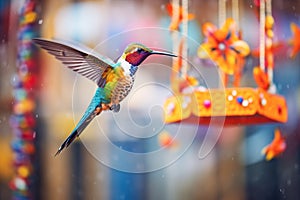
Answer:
[{"xmin": 236, "ymin": 96, "xmax": 243, "ymax": 104}]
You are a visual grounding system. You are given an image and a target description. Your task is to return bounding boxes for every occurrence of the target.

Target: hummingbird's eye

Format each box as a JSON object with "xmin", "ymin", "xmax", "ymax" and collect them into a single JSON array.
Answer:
[{"xmin": 137, "ymin": 48, "xmax": 143, "ymax": 53}]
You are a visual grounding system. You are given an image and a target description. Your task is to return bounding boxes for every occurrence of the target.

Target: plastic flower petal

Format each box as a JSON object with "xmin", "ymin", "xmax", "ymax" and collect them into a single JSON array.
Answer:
[
  {"xmin": 231, "ymin": 40, "xmax": 250, "ymax": 56},
  {"xmin": 289, "ymin": 23, "xmax": 300, "ymax": 58},
  {"xmin": 262, "ymin": 129, "xmax": 286, "ymax": 161}
]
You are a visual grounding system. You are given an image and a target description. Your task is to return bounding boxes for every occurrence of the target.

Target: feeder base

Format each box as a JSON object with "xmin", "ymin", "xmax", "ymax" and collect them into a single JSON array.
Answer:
[{"xmin": 163, "ymin": 88, "xmax": 288, "ymax": 126}]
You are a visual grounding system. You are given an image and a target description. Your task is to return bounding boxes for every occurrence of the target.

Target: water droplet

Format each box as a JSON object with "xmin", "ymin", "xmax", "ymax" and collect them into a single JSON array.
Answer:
[
  {"xmin": 279, "ymin": 188, "xmax": 285, "ymax": 194},
  {"xmin": 294, "ymin": 164, "xmax": 298, "ymax": 169}
]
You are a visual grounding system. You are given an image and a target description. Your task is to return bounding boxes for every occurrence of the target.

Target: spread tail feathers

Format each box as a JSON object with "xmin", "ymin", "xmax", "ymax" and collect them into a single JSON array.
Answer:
[
  {"xmin": 55, "ymin": 107, "xmax": 100, "ymax": 156},
  {"xmin": 55, "ymin": 129, "xmax": 79, "ymax": 156},
  {"xmin": 55, "ymin": 88, "xmax": 105, "ymax": 156}
]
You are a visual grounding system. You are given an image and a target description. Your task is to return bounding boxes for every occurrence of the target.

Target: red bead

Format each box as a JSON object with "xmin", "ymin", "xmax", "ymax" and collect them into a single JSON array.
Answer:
[{"xmin": 203, "ymin": 100, "xmax": 211, "ymax": 108}]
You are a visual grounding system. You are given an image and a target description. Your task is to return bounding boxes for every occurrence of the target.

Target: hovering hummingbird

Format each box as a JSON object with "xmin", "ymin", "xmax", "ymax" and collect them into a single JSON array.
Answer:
[{"xmin": 33, "ymin": 38, "xmax": 176, "ymax": 155}]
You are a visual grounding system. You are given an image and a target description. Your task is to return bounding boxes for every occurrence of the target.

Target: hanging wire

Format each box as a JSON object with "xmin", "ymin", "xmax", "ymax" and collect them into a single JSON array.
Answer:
[
  {"xmin": 171, "ymin": 0, "xmax": 180, "ymax": 81},
  {"xmin": 259, "ymin": 0, "xmax": 266, "ymax": 71},
  {"xmin": 232, "ymin": 0, "xmax": 243, "ymax": 87},
  {"xmin": 218, "ymin": 0, "xmax": 226, "ymax": 27},
  {"xmin": 266, "ymin": 0, "xmax": 273, "ymax": 85},
  {"xmin": 218, "ymin": 0, "xmax": 226, "ymax": 87},
  {"xmin": 181, "ymin": 0, "xmax": 189, "ymax": 77},
  {"xmin": 232, "ymin": 0, "xmax": 239, "ymax": 30},
  {"xmin": 266, "ymin": 0, "xmax": 272, "ymax": 15}
]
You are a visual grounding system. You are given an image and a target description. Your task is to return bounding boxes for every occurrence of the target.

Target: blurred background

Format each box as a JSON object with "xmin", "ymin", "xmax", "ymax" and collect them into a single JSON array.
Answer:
[{"xmin": 1, "ymin": 0, "xmax": 300, "ymax": 199}]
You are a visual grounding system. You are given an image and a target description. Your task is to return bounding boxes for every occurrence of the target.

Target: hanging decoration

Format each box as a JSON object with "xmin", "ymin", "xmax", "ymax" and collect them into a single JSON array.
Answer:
[
  {"xmin": 252, "ymin": 0, "xmax": 275, "ymax": 92},
  {"xmin": 9, "ymin": 0, "xmax": 39, "ymax": 199},
  {"xmin": 166, "ymin": 2, "xmax": 194, "ymax": 32},
  {"xmin": 163, "ymin": 0, "xmax": 288, "ymax": 126},
  {"xmin": 166, "ymin": 0, "xmax": 200, "ymax": 95},
  {"xmin": 163, "ymin": 0, "xmax": 206, "ymax": 124},
  {"xmin": 289, "ymin": 22, "xmax": 300, "ymax": 58},
  {"xmin": 167, "ymin": 0, "xmax": 194, "ymax": 91},
  {"xmin": 261, "ymin": 129, "xmax": 286, "ymax": 160},
  {"xmin": 197, "ymin": 18, "xmax": 250, "ymax": 80},
  {"xmin": 170, "ymin": 38, "xmax": 199, "ymax": 94}
]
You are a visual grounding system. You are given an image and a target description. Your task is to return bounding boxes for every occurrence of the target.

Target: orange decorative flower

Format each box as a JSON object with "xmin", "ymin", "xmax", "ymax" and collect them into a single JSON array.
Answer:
[
  {"xmin": 166, "ymin": 3, "xmax": 195, "ymax": 31},
  {"xmin": 262, "ymin": 129, "xmax": 286, "ymax": 161},
  {"xmin": 289, "ymin": 23, "xmax": 300, "ymax": 58},
  {"xmin": 198, "ymin": 18, "xmax": 250, "ymax": 75}
]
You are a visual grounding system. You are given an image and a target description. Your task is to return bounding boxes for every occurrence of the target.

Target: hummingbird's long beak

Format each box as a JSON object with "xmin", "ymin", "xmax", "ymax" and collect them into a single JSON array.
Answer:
[{"xmin": 151, "ymin": 50, "xmax": 177, "ymax": 57}]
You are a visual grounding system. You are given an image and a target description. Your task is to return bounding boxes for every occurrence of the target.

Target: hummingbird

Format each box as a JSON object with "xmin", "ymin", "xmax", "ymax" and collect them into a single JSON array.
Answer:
[{"xmin": 33, "ymin": 38, "xmax": 176, "ymax": 155}]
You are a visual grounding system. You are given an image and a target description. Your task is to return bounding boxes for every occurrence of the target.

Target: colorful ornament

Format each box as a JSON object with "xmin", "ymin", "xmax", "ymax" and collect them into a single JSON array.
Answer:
[
  {"xmin": 170, "ymin": 38, "xmax": 199, "ymax": 94},
  {"xmin": 252, "ymin": 0, "xmax": 277, "ymax": 91},
  {"xmin": 289, "ymin": 23, "xmax": 300, "ymax": 58},
  {"xmin": 166, "ymin": 3, "xmax": 194, "ymax": 31},
  {"xmin": 236, "ymin": 96, "xmax": 243, "ymax": 104},
  {"xmin": 253, "ymin": 66, "xmax": 270, "ymax": 90},
  {"xmin": 10, "ymin": 0, "xmax": 39, "ymax": 199},
  {"xmin": 203, "ymin": 99, "xmax": 211, "ymax": 108},
  {"xmin": 241, "ymin": 99, "xmax": 249, "ymax": 107},
  {"xmin": 262, "ymin": 129, "xmax": 286, "ymax": 161},
  {"xmin": 198, "ymin": 18, "xmax": 250, "ymax": 75}
]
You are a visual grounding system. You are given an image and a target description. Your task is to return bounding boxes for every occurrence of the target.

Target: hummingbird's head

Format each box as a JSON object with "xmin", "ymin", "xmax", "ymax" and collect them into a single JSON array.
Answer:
[{"xmin": 123, "ymin": 43, "xmax": 176, "ymax": 66}]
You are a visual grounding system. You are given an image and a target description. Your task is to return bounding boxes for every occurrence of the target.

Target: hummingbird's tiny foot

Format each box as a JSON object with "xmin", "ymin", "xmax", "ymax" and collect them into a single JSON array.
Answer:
[
  {"xmin": 94, "ymin": 107, "xmax": 102, "ymax": 115},
  {"xmin": 110, "ymin": 104, "xmax": 120, "ymax": 112},
  {"xmin": 101, "ymin": 103, "xmax": 110, "ymax": 111}
]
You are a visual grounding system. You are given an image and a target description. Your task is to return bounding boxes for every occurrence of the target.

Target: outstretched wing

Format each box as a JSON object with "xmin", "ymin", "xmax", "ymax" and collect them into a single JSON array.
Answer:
[{"xmin": 33, "ymin": 38, "xmax": 117, "ymax": 87}]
